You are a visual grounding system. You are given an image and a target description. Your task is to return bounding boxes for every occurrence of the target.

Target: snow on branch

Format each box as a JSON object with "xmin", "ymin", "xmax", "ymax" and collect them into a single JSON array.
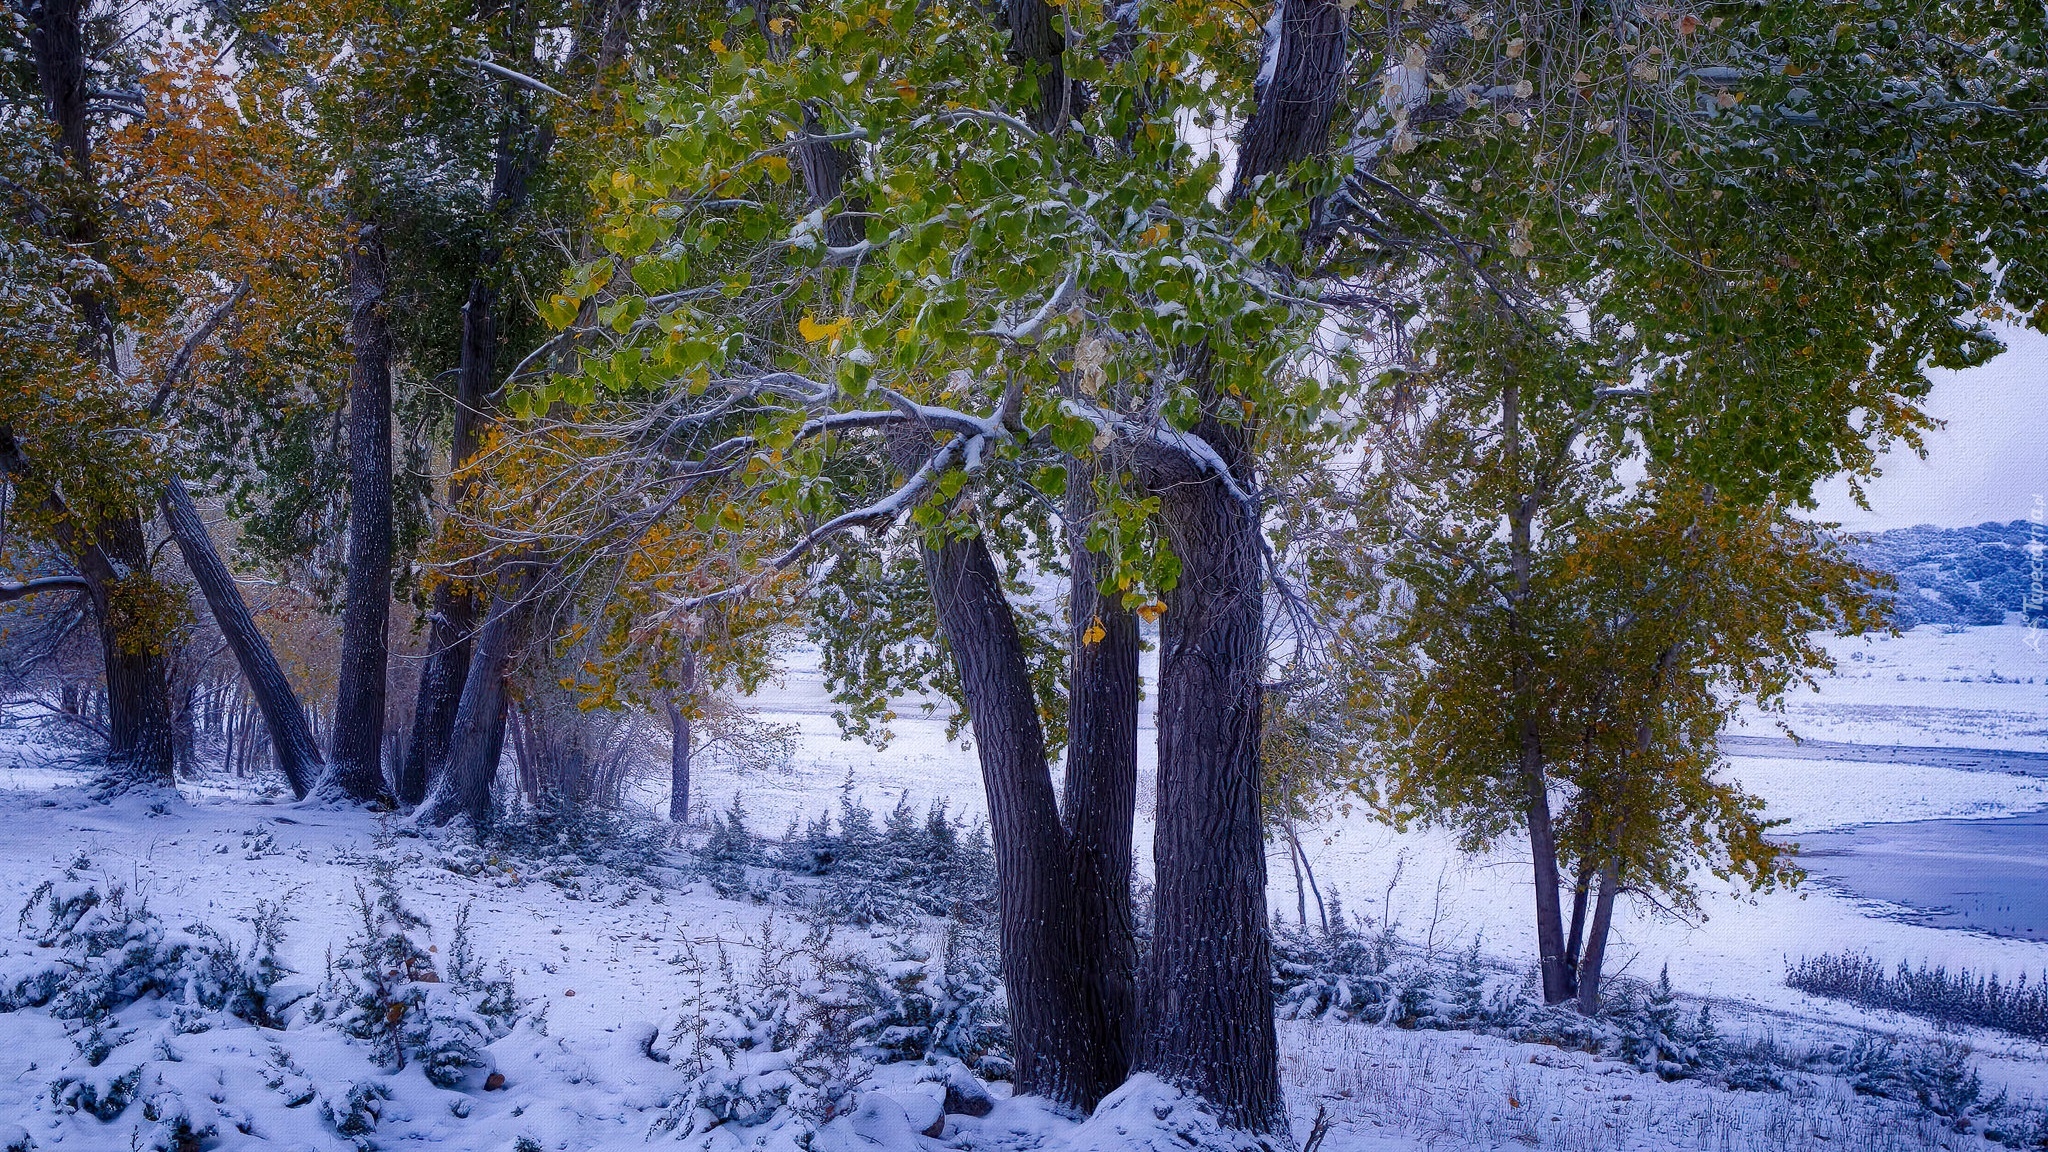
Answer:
[{"xmin": 0, "ymin": 576, "xmax": 91, "ymax": 603}]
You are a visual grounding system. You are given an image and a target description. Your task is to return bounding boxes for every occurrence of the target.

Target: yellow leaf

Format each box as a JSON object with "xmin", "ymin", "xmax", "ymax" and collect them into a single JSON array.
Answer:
[
  {"xmin": 768, "ymin": 16, "xmax": 792, "ymax": 32},
  {"xmin": 1138, "ymin": 222, "xmax": 1170, "ymax": 247},
  {"xmin": 710, "ymin": 38, "xmax": 727, "ymax": 53},
  {"xmin": 799, "ymin": 314, "xmax": 851, "ymax": 343},
  {"xmin": 894, "ymin": 79, "xmax": 918, "ymax": 105},
  {"xmin": 762, "ymin": 155, "xmax": 791, "ymax": 183},
  {"xmin": 1135, "ymin": 601, "xmax": 1167, "ymax": 623},
  {"xmin": 1081, "ymin": 618, "xmax": 1107, "ymax": 646}
]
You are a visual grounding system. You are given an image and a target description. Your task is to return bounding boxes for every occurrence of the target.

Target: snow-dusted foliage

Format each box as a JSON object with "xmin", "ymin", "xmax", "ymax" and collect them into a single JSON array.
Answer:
[
  {"xmin": 1, "ymin": 854, "xmax": 289, "ymax": 1027},
  {"xmin": 653, "ymin": 916, "xmax": 1010, "ymax": 1148},
  {"xmin": 1841, "ymin": 1035, "xmax": 1983, "ymax": 1118},
  {"xmin": 840, "ymin": 930, "xmax": 1010, "ymax": 1078},
  {"xmin": 1272, "ymin": 902, "xmax": 1501, "ymax": 1030},
  {"xmin": 780, "ymin": 789, "xmax": 997, "ymax": 929},
  {"xmin": 1789, "ymin": 951, "xmax": 2048, "ymax": 1040},
  {"xmin": 298, "ymin": 855, "xmax": 521, "ymax": 1088},
  {"xmin": 653, "ymin": 918, "xmax": 870, "ymax": 1144}
]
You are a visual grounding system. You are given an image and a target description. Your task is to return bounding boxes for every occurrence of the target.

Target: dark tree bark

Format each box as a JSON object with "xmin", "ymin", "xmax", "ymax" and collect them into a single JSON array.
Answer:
[
  {"xmin": 398, "ymin": 274, "xmax": 488, "ymax": 806},
  {"xmin": 1061, "ymin": 461, "xmax": 1140, "ymax": 1099},
  {"xmin": 1134, "ymin": 412, "xmax": 1281, "ymax": 1132},
  {"xmin": 320, "ymin": 221, "xmax": 396, "ymax": 805},
  {"xmin": 16, "ymin": 0, "xmax": 175, "ymax": 789},
  {"xmin": 93, "ymin": 511, "xmax": 177, "ymax": 787},
  {"xmin": 161, "ymin": 477, "xmax": 320, "ymax": 799},
  {"xmin": 0, "ymin": 433, "xmax": 175, "ymax": 787},
  {"xmin": 401, "ymin": 104, "xmax": 553, "ymax": 807},
  {"xmin": 1501, "ymin": 375, "xmax": 1576, "ymax": 1005},
  {"xmin": 1122, "ymin": 0, "xmax": 1348, "ymax": 1129},
  {"xmin": 922, "ymin": 527, "xmax": 1121, "ymax": 1111},
  {"xmin": 998, "ymin": 0, "xmax": 1073, "ymax": 133},
  {"xmin": 1229, "ymin": 0, "xmax": 1347, "ymax": 193},
  {"xmin": 667, "ymin": 647, "xmax": 697, "ymax": 822},
  {"xmin": 415, "ymin": 563, "xmax": 535, "ymax": 827},
  {"xmin": 1575, "ymin": 858, "xmax": 1622, "ymax": 1015}
]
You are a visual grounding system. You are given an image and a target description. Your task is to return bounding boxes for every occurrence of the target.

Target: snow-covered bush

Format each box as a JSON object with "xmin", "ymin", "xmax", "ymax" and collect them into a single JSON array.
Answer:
[
  {"xmin": 1841, "ymin": 1035, "xmax": 1982, "ymax": 1118},
  {"xmin": 1788, "ymin": 951, "xmax": 2048, "ymax": 1040},
  {"xmin": 841, "ymin": 930, "xmax": 1011, "ymax": 1079},
  {"xmin": 653, "ymin": 919, "xmax": 866, "ymax": 1144},
  {"xmin": 485, "ymin": 793, "xmax": 676, "ymax": 883},
  {"xmin": 767, "ymin": 788, "xmax": 997, "ymax": 928},
  {"xmin": 1271, "ymin": 898, "xmax": 1431, "ymax": 1025},
  {"xmin": 299, "ymin": 858, "xmax": 520, "ymax": 1088},
  {"xmin": 3, "ymin": 859, "xmax": 290, "ymax": 1028},
  {"xmin": 654, "ymin": 917, "xmax": 1011, "ymax": 1148}
]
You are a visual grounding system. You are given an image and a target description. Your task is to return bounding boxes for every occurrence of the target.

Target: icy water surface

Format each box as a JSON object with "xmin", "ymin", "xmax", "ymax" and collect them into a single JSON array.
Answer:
[{"xmin": 1797, "ymin": 808, "xmax": 2048, "ymax": 941}]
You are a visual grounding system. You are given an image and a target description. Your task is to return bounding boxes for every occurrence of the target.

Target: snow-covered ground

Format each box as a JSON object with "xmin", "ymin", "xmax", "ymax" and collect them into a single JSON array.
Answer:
[{"xmin": 1, "ymin": 623, "xmax": 2045, "ymax": 1150}]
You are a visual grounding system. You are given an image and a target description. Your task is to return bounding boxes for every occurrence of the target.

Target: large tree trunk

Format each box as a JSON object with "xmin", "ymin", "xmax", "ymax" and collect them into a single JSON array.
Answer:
[
  {"xmin": 415, "ymin": 564, "xmax": 535, "ymax": 827},
  {"xmin": 93, "ymin": 513, "xmax": 177, "ymax": 789},
  {"xmin": 161, "ymin": 477, "xmax": 319, "ymax": 798},
  {"xmin": 1502, "ymin": 373, "xmax": 1575, "ymax": 1005},
  {"xmin": 19, "ymin": 0, "xmax": 174, "ymax": 790},
  {"xmin": 1520, "ymin": 739, "xmax": 1575, "ymax": 1003},
  {"xmin": 398, "ymin": 275, "xmax": 489, "ymax": 806},
  {"xmin": 320, "ymin": 221, "xmax": 396, "ymax": 805},
  {"xmin": 921, "ymin": 527, "xmax": 1120, "ymax": 1111},
  {"xmin": 1123, "ymin": 0, "xmax": 1347, "ymax": 1130},
  {"xmin": 1060, "ymin": 462, "xmax": 1140, "ymax": 1102},
  {"xmin": 1136, "ymin": 413, "xmax": 1281, "ymax": 1132},
  {"xmin": 0, "ymin": 434, "xmax": 176, "ymax": 788}
]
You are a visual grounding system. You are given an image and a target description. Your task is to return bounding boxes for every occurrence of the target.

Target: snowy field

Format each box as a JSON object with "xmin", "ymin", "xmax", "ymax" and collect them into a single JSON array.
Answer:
[{"xmin": 1, "ymin": 623, "xmax": 2046, "ymax": 1150}]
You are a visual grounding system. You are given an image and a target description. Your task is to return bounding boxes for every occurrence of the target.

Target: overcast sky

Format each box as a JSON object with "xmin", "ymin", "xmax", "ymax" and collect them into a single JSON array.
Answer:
[{"xmin": 1807, "ymin": 324, "xmax": 2048, "ymax": 532}]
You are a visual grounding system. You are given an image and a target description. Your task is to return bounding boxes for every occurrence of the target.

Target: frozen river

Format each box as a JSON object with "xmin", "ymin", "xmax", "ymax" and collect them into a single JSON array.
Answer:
[{"xmin": 1797, "ymin": 805, "xmax": 2048, "ymax": 941}]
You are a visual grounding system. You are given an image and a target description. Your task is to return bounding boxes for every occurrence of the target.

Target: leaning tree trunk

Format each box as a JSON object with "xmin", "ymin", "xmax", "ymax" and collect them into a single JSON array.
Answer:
[
  {"xmin": 1574, "ymin": 857, "xmax": 1623, "ymax": 1015},
  {"xmin": 415, "ymin": 563, "xmax": 535, "ymax": 827},
  {"xmin": 1061, "ymin": 458, "xmax": 1141, "ymax": 1102},
  {"xmin": 401, "ymin": 104, "xmax": 552, "ymax": 807},
  {"xmin": 921, "ymin": 526, "xmax": 1125, "ymax": 1112},
  {"xmin": 161, "ymin": 477, "xmax": 319, "ymax": 798},
  {"xmin": 320, "ymin": 220, "xmax": 396, "ymax": 805}
]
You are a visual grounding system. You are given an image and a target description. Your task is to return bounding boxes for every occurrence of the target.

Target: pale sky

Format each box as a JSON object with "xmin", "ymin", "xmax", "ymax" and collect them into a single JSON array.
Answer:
[{"xmin": 1808, "ymin": 324, "xmax": 2048, "ymax": 532}]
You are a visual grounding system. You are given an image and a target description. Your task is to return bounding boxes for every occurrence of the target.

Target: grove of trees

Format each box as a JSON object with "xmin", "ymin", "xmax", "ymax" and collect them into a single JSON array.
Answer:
[{"xmin": 1, "ymin": 0, "xmax": 2041, "ymax": 1137}]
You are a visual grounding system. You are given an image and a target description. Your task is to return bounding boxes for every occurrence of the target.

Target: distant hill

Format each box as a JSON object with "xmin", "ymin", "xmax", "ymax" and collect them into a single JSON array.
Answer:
[{"xmin": 1847, "ymin": 520, "xmax": 2046, "ymax": 629}]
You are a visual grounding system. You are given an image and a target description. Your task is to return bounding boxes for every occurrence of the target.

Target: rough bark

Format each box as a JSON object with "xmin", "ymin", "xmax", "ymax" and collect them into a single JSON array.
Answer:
[
  {"xmin": 415, "ymin": 563, "xmax": 535, "ymax": 827},
  {"xmin": 319, "ymin": 221, "xmax": 396, "ymax": 804},
  {"xmin": 1120, "ymin": 0, "xmax": 1348, "ymax": 1129},
  {"xmin": 1135, "ymin": 412, "xmax": 1281, "ymax": 1132},
  {"xmin": 1064, "ymin": 457, "xmax": 1146, "ymax": 1090},
  {"xmin": 922, "ymin": 526, "xmax": 1119, "ymax": 1111},
  {"xmin": 999, "ymin": 0, "xmax": 1073, "ymax": 133},
  {"xmin": 0, "ymin": 433, "xmax": 175, "ymax": 787},
  {"xmin": 1229, "ymin": 0, "xmax": 1348, "ymax": 193},
  {"xmin": 160, "ymin": 477, "xmax": 320, "ymax": 798},
  {"xmin": 1060, "ymin": 461, "xmax": 1140, "ymax": 1101},
  {"xmin": 398, "ymin": 273, "xmax": 489, "ymax": 806}
]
